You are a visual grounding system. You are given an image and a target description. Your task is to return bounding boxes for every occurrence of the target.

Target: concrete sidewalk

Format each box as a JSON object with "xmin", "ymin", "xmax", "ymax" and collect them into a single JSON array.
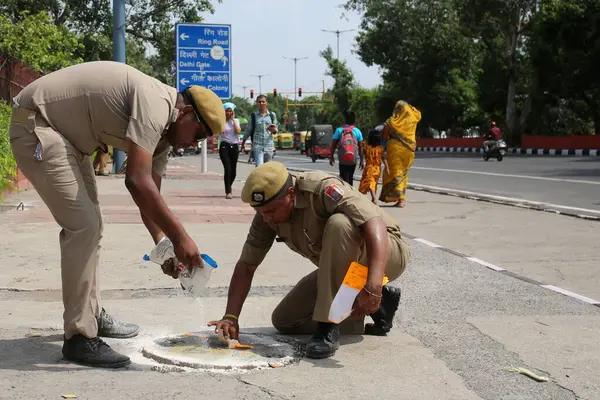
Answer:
[{"xmin": 1, "ymin": 156, "xmax": 599, "ymax": 400}]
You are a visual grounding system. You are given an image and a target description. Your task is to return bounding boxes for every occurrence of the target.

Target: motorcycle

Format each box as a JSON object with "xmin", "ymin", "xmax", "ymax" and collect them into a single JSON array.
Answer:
[{"xmin": 483, "ymin": 139, "xmax": 507, "ymax": 162}]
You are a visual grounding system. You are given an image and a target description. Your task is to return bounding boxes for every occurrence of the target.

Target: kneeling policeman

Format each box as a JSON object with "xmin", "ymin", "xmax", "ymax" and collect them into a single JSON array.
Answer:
[{"xmin": 208, "ymin": 162, "xmax": 411, "ymax": 359}]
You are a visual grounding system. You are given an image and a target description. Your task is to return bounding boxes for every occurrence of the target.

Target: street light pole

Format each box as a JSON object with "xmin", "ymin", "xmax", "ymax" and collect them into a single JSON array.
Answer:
[
  {"xmin": 111, "ymin": 0, "xmax": 126, "ymax": 174},
  {"xmin": 321, "ymin": 29, "xmax": 356, "ymax": 59},
  {"xmin": 251, "ymin": 74, "xmax": 270, "ymax": 94},
  {"xmin": 237, "ymin": 84, "xmax": 250, "ymax": 98},
  {"xmin": 283, "ymin": 56, "xmax": 308, "ymax": 101}
]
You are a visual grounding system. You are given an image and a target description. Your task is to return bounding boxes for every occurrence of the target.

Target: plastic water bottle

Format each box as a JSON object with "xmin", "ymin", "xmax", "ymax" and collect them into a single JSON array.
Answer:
[{"xmin": 143, "ymin": 237, "xmax": 218, "ymax": 298}]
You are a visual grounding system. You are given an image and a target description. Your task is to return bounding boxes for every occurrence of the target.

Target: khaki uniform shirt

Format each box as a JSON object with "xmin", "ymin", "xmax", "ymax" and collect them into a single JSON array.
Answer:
[
  {"xmin": 239, "ymin": 171, "xmax": 403, "ymax": 266},
  {"xmin": 12, "ymin": 61, "xmax": 179, "ymax": 175}
]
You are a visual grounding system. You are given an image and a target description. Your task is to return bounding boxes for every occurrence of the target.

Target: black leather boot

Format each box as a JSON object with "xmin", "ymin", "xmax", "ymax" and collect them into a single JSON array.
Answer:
[
  {"xmin": 62, "ymin": 334, "xmax": 131, "ymax": 368},
  {"xmin": 97, "ymin": 308, "xmax": 140, "ymax": 339},
  {"xmin": 364, "ymin": 285, "xmax": 401, "ymax": 336},
  {"xmin": 305, "ymin": 322, "xmax": 340, "ymax": 359}
]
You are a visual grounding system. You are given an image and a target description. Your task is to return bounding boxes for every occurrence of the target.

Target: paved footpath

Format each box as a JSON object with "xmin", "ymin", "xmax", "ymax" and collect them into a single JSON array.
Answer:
[{"xmin": 0, "ymin": 156, "xmax": 599, "ymax": 400}]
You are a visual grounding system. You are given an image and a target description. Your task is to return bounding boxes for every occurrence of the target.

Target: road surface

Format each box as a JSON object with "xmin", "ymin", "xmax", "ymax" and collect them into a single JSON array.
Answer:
[{"xmin": 270, "ymin": 150, "xmax": 600, "ymax": 216}]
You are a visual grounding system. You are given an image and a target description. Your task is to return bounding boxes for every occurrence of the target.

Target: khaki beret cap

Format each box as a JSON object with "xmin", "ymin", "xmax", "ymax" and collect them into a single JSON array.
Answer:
[
  {"xmin": 186, "ymin": 86, "xmax": 226, "ymax": 136},
  {"xmin": 242, "ymin": 162, "xmax": 291, "ymax": 207}
]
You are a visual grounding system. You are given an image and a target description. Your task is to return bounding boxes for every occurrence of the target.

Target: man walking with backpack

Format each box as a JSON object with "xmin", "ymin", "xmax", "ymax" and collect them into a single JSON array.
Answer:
[
  {"xmin": 241, "ymin": 95, "xmax": 278, "ymax": 167},
  {"xmin": 329, "ymin": 111, "xmax": 364, "ymax": 186}
]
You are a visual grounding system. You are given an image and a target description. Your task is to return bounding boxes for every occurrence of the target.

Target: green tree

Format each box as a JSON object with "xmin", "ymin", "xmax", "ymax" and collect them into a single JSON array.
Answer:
[
  {"xmin": 350, "ymin": 87, "xmax": 379, "ymax": 133},
  {"xmin": 0, "ymin": 100, "xmax": 16, "ymax": 201},
  {"xmin": 345, "ymin": 0, "xmax": 483, "ymax": 137},
  {"xmin": 456, "ymin": 0, "xmax": 541, "ymax": 141},
  {"xmin": 530, "ymin": 0, "xmax": 600, "ymax": 134},
  {"xmin": 320, "ymin": 46, "xmax": 355, "ymax": 115},
  {"xmin": 1, "ymin": 0, "xmax": 220, "ymax": 84},
  {"xmin": 294, "ymin": 96, "xmax": 325, "ymax": 131},
  {"xmin": 229, "ymin": 96, "xmax": 254, "ymax": 121},
  {"xmin": 0, "ymin": 10, "xmax": 83, "ymax": 73}
]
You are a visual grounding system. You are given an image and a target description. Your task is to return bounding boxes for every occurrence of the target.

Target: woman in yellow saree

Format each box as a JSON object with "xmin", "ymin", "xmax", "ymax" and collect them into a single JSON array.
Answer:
[{"xmin": 379, "ymin": 100, "xmax": 422, "ymax": 207}]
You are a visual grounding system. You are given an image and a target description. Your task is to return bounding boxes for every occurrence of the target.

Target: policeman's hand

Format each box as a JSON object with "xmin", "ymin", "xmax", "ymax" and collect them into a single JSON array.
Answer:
[
  {"xmin": 351, "ymin": 287, "xmax": 382, "ymax": 318},
  {"xmin": 207, "ymin": 317, "xmax": 239, "ymax": 340},
  {"xmin": 173, "ymin": 234, "xmax": 203, "ymax": 268},
  {"xmin": 329, "ymin": 156, "xmax": 335, "ymax": 166},
  {"xmin": 161, "ymin": 258, "xmax": 184, "ymax": 279}
]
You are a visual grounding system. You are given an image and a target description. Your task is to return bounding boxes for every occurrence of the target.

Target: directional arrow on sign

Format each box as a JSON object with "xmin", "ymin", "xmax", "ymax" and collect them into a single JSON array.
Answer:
[
  {"xmin": 180, "ymin": 78, "xmax": 189, "ymax": 86},
  {"xmin": 180, "ymin": 33, "xmax": 189, "ymax": 40},
  {"xmin": 221, "ymin": 56, "xmax": 228, "ymax": 67}
]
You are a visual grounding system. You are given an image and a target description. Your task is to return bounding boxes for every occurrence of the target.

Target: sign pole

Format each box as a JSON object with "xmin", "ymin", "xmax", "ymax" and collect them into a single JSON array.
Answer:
[
  {"xmin": 112, "ymin": 0, "xmax": 126, "ymax": 174},
  {"xmin": 201, "ymin": 142, "xmax": 207, "ymax": 173}
]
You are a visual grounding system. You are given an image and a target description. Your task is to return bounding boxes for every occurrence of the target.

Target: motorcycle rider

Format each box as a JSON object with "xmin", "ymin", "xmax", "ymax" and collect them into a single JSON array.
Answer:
[{"xmin": 483, "ymin": 121, "xmax": 502, "ymax": 152}]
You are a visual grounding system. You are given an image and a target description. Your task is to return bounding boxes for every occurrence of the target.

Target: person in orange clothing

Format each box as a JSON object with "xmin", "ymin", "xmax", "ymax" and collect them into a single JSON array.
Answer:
[
  {"xmin": 359, "ymin": 126, "xmax": 389, "ymax": 204},
  {"xmin": 93, "ymin": 147, "xmax": 111, "ymax": 176}
]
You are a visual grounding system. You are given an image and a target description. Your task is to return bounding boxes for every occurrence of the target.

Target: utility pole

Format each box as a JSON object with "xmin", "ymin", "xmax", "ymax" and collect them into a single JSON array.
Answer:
[
  {"xmin": 283, "ymin": 56, "xmax": 308, "ymax": 102},
  {"xmin": 237, "ymin": 84, "xmax": 251, "ymax": 98},
  {"xmin": 321, "ymin": 29, "xmax": 356, "ymax": 59},
  {"xmin": 111, "ymin": 0, "xmax": 126, "ymax": 174},
  {"xmin": 251, "ymin": 74, "xmax": 270, "ymax": 94}
]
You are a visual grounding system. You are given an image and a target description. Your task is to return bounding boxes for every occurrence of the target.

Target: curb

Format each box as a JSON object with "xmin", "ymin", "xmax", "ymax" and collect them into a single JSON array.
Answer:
[
  {"xmin": 416, "ymin": 147, "xmax": 599, "ymax": 156},
  {"xmin": 404, "ymin": 233, "xmax": 600, "ymax": 309},
  {"xmin": 407, "ymin": 183, "xmax": 600, "ymax": 222}
]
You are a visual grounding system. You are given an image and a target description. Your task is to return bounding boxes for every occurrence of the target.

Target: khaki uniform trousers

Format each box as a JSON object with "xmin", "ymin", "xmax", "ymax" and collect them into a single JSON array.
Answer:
[
  {"xmin": 10, "ymin": 109, "xmax": 102, "ymax": 339},
  {"xmin": 271, "ymin": 213, "xmax": 410, "ymax": 335}
]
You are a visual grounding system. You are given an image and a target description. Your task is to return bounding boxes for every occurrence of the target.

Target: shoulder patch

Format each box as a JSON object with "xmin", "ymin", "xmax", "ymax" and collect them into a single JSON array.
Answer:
[{"xmin": 325, "ymin": 184, "xmax": 344, "ymax": 202}]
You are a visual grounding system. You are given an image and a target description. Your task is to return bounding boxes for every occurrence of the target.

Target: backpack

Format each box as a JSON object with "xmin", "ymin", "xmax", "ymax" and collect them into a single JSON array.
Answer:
[
  {"xmin": 249, "ymin": 111, "xmax": 277, "ymax": 140},
  {"xmin": 338, "ymin": 125, "xmax": 359, "ymax": 165}
]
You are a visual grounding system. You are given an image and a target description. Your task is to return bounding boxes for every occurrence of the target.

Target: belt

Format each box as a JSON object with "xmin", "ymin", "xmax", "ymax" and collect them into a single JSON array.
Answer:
[{"xmin": 10, "ymin": 107, "xmax": 35, "ymax": 124}]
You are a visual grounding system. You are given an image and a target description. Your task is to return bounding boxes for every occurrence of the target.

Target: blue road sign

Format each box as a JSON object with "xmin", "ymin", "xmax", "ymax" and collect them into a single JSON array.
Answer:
[{"xmin": 176, "ymin": 23, "xmax": 231, "ymax": 99}]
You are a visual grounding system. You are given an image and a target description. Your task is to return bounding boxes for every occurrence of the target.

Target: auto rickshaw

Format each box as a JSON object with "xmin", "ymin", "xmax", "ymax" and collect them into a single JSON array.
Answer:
[
  {"xmin": 305, "ymin": 124, "xmax": 333, "ymax": 162},
  {"xmin": 278, "ymin": 132, "xmax": 294, "ymax": 150}
]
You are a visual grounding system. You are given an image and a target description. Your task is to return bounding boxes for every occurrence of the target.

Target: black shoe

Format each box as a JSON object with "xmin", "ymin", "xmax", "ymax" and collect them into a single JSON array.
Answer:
[
  {"xmin": 62, "ymin": 334, "xmax": 131, "ymax": 368},
  {"xmin": 305, "ymin": 322, "xmax": 340, "ymax": 359},
  {"xmin": 97, "ymin": 308, "xmax": 140, "ymax": 339},
  {"xmin": 365, "ymin": 285, "xmax": 401, "ymax": 336}
]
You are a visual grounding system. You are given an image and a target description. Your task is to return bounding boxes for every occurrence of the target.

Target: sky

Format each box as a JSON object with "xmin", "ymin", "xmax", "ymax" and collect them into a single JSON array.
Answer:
[{"xmin": 203, "ymin": 0, "xmax": 382, "ymax": 99}]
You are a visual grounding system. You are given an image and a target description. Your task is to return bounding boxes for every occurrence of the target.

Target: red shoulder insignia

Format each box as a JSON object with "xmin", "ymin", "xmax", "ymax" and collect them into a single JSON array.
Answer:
[{"xmin": 325, "ymin": 184, "xmax": 344, "ymax": 202}]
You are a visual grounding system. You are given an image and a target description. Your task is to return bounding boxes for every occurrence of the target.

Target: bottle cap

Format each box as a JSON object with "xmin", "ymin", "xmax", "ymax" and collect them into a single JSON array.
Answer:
[
  {"xmin": 200, "ymin": 254, "xmax": 218, "ymax": 268},
  {"xmin": 143, "ymin": 254, "xmax": 150, "ymax": 261}
]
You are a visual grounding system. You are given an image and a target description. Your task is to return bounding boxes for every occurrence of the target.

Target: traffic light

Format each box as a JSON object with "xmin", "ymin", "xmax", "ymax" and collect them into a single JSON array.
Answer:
[
  {"xmin": 298, "ymin": 88, "xmax": 302, "ymax": 97},
  {"xmin": 273, "ymin": 88, "xmax": 277, "ymax": 97},
  {"xmin": 250, "ymin": 89, "xmax": 254, "ymax": 99}
]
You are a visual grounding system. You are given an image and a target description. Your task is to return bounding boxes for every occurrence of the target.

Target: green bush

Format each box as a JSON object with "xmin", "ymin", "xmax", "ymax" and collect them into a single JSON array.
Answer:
[{"xmin": 0, "ymin": 100, "xmax": 17, "ymax": 202}]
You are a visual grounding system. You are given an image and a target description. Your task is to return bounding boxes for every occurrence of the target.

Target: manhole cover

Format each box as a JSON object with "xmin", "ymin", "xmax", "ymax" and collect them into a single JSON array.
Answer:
[{"xmin": 141, "ymin": 331, "xmax": 303, "ymax": 371}]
